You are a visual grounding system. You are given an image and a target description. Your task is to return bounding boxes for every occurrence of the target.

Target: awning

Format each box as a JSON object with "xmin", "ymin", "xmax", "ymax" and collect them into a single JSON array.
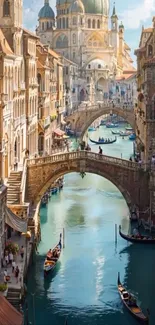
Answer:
[
  {"xmin": 0, "ymin": 295, "xmax": 23, "ymax": 325},
  {"xmin": 5, "ymin": 206, "xmax": 28, "ymax": 233},
  {"xmin": 54, "ymin": 128, "xmax": 65, "ymax": 136}
]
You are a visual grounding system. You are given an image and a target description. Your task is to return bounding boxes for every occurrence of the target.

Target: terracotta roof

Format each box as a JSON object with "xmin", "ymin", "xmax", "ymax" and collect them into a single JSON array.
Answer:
[
  {"xmin": 0, "ymin": 29, "xmax": 13, "ymax": 55},
  {"xmin": 0, "ymin": 295, "xmax": 23, "ymax": 325},
  {"xmin": 143, "ymin": 28, "xmax": 153, "ymax": 33},
  {"xmin": 23, "ymin": 28, "xmax": 39, "ymax": 39},
  {"xmin": 116, "ymin": 71, "xmax": 137, "ymax": 81}
]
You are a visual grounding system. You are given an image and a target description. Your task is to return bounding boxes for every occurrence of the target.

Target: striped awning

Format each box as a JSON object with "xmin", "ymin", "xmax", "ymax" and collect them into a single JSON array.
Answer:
[{"xmin": 5, "ymin": 206, "xmax": 28, "ymax": 233}]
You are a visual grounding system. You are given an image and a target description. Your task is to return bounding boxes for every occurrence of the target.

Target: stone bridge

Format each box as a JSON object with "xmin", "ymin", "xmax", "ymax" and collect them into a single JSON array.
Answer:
[
  {"xmin": 25, "ymin": 151, "xmax": 149, "ymax": 217},
  {"xmin": 65, "ymin": 103, "xmax": 135, "ymax": 139}
]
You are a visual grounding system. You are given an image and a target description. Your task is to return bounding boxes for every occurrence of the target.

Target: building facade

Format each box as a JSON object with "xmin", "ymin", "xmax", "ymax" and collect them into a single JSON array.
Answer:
[{"xmin": 37, "ymin": 0, "xmax": 135, "ymax": 99}]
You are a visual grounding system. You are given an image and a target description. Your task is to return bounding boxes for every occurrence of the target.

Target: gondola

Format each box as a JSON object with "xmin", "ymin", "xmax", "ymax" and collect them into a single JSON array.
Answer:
[
  {"xmin": 119, "ymin": 131, "xmax": 131, "ymax": 137},
  {"xmin": 89, "ymin": 137, "xmax": 117, "ymax": 145},
  {"xmin": 119, "ymin": 225, "xmax": 155, "ymax": 244},
  {"xmin": 126, "ymin": 127, "xmax": 133, "ymax": 131},
  {"xmin": 44, "ymin": 234, "xmax": 62, "ymax": 276},
  {"xmin": 117, "ymin": 273, "xmax": 149, "ymax": 324},
  {"xmin": 111, "ymin": 130, "xmax": 120, "ymax": 135}
]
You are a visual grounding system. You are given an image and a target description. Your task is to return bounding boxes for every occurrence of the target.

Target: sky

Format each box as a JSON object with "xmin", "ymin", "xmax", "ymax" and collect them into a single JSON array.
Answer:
[{"xmin": 23, "ymin": 0, "xmax": 155, "ymax": 64}]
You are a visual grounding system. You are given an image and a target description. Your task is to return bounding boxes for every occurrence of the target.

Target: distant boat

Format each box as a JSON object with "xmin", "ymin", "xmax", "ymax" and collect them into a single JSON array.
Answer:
[
  {"xmin": 100, "ymin": 120, "xmax": 106, "ymax": 125},
  {"xmin": 111, "ymin": 130, "xmax": 120, "ymax": 135},
  {"xmin": 120, "ymin": 131, "xmax": 131, "ymax": 137},
  {"xmin": 126, "ymin": 127, "xmax": 133, "ymax": 131},
  {"xmin": 89, "ymin": 137, "xmax": 117, "ymax": 145},
  {"xmin": 129, "ymin": 133, "xmax": 136, "ymax": 140},
  {"xmin": 88, "ymin": 127, "xmax": 96, "ymax": 131},
  {"xmin": 106, "ymin": 123, "xmax": 119, "ymax": 128}
]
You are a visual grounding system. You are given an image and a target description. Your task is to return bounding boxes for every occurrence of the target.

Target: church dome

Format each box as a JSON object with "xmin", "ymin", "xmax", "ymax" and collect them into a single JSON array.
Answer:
[
  {"xmin": 39, "ymin": 0, "xmax": 55, "ymax": 19},
  {"xmin": 69, "ymin": 0, "xmax": 85, "ymax": 14},
  {"xmin": 82, "ymin": 0, "xmax": 109, "ymax": 15}
]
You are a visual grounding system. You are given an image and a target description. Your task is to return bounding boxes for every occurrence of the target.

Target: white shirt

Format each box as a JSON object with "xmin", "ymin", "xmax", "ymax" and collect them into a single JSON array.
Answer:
[
  {"xmin": 9, "ymin": 253, "xmax": 13, "ymax": 261},
  {"xmin": 5, "ymin": 255, "xmax": 8, "ymax": 262},
  {"xmin": 12, "ymin": 261, "xmax": 16, "ymax": 268},
  {"xmin": 4, "ymin": 270, "xmax": 7, "ymax": 276}
]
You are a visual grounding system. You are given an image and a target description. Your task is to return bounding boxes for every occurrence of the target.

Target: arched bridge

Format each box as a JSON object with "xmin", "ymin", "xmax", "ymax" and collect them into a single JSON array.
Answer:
[
  {"xmin": 26, "ymin": 151, "xmax": 149, "ymax": 216},
  {"xmin": 65, "ymin": 103, "xmax": 135, "ymax": 139}
]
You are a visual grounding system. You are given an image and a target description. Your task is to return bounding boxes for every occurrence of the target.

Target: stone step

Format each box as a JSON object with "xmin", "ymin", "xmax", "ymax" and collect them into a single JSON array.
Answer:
[
  {"xmin": 7, "ymin": 193, "xmax": 19, "ymax": 197},
  {"xmin": 7, "ymin": 291, "xmax": 21, "ymax": 298},
  {"xmin": 7, "ymin": 200, "xmax": 20, "ymax": 204},
  {"xmin": 8, "ymin": 287, "xmax": 21, "ymax": 294}
]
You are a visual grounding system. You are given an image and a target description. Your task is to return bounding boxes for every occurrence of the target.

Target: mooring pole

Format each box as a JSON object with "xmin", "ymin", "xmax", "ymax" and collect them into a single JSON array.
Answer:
[
  {"xmin": 63, "ymin": 228, "xmax": 65, "ymax": 248},
  {"xmin": 115, "ymin": 224, "xmax": 117, "ymax": 244}
]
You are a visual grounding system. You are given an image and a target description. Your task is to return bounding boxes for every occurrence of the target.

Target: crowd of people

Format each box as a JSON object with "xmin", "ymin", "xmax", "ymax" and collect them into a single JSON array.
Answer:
[{"xmin": 1, "ymin": 246, "xmax": 25, "ymax": 284}]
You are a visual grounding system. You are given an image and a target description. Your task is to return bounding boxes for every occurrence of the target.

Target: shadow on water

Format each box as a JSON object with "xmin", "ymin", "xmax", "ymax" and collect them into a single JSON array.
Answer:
[
  {"xmin": 43, "ymin": 262, "xmax": 61, "ymax": 292},
  {"xmin": 40, "ymin": 206, "xmax": 48, "ymax": 225}
]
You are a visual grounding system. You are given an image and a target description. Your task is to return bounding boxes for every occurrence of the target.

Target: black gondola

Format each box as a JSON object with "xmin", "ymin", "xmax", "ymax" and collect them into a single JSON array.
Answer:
[
  {"xmin": 119, "ymin": 225, "xmax": 155, "ymax": 244},
  {"xmin": 89, "ymin": 137, "xmax": 117, "ymax": 145},
  {"xmin": 44, "ymin": 234, "xmax": 62, "ymax": 276},
  {"xmin": 117, "ymin": 273, "xmax": 148, "ymax": 323}
]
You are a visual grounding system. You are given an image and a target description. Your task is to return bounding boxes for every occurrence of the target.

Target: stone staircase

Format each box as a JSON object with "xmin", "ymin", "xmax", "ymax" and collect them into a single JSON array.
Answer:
[
  {"xmin": 7, "ymin": 287, "xmax": 22, "ymax": 312},
  {"xmin": 7, "ymin": 171, "xmax": 22, "ymax": 205}
]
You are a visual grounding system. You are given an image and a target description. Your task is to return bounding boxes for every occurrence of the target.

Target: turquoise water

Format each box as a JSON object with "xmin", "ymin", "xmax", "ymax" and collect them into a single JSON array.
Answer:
[{"xmin": 26, "ymin": 126, "xmax": 155, "ymax": 325}]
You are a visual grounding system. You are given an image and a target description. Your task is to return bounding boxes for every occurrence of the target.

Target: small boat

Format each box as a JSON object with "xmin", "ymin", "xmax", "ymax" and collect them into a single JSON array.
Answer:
[
  {"xmin": 117, "ymin": 273, "xmax": 149, "ymax": 323},
  {"xmin": 100, "ymin": 120, "xmax": 106, "ymax": 125},
  {"xmin": 106, "ymin": 123, "xmax": 119, "ymax": 128},
  {"xmin": 44, "ymin": 234, "xmax": 62, "ymax": 276},
  {"xmin": 89, "ymin": 137, "xmax": 117, "ymax": 145},
  {"xmin": 119, "ymin": 131, "xmax": 131, "ymax": 137},
  {"xmin": 88, "ymin": 127, "xmax": 96, "ymax": 131},
  {"xmin": 119, "ymin": 225, "xmax": 155, "ymax": 244},
  {"xmin": 126, "ymin": 127, "xmax": 133, "ymax": 131},
  {"xmin": 111, "ymin": 130, "xmax": 120, "ymax": 135},
  {"xmin": 129, "ymin": 133, "xmax": 136, "ymax": 140},
  {"xmin": 51, "ymin": 187, "xmax": 58, "ymax": 194}
]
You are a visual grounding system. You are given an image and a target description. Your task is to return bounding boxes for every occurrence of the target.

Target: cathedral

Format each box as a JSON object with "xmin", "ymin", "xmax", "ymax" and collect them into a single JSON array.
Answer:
[{"xmin": 37, "ymin": 0, "xmax": 135, "ymax": 96}]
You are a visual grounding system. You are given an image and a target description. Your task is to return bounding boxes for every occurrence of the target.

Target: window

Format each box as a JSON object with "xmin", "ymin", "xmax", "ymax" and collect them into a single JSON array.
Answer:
[
  {"xmin": 97, "ymin": 20, "xmax": 100, "ymax": 29},
  {"xmin": 88, "ymin": 64, "xmax": 91, "ymax": 69},
  {"xmin": 73, "ymin": 16, "xmax": 77, "ymax": 25},
  {"xmin": 63, "ymin": 17, "xmax": 65, "ymax": 29},
  {"xmin": 73, "ymin": 34, "xmax": 76, "ymax": 44},
  {"xmin": 88, "ymin": 19, "xmax": 91, "ymax": 28},
  {"xmin": 66, "ymin": 67, "xmax": 68, "ymax": 75},
  {"xmin": 98, "ymin": 64, "xmax": 101, "ymax": 69},
  {"xmin": 42, "ymin": 22, "xmax": 44, "ymax": 30},
  {"xmin": 3, "ymin": 0, "xmax": 10, "ymax": 17},
  {"xmin": 148, "ymin": 45, "xmax": 153, "ymax": 57},
  {"xmin": 56, "ymin": 34, "xmax": 68, "ymax": 48},
  {"xmin": 81, "ymin": 17, "xmax": 83, "ymax": 25},
  {"xmin": 47, "ymin": 22, "xmax": 49, "ymax": 29},
  {"xmin": 66, "ymin": 17, "xmax": 68, "ymax": 28},
  {"xmin": 92, "ymin": 20, "xmax": 96, "ymax": 29},
  {"xmin": 87, "ymin": 77, "xmax": 89, "ymax": 83},
  {"xmin": 73, "ymin": 52, "xmax": 75, "ymax": 59}
]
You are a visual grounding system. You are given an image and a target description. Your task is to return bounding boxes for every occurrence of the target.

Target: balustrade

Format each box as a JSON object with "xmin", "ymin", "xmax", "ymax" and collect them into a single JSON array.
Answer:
[{"xmin": 27, "ymin": 150, "xmax": 139, "ymax": 170}]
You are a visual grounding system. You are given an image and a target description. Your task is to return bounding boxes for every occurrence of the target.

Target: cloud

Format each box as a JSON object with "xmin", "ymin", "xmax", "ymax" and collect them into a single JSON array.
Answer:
[{"xmin": 119, "ymin": 0, "xmax": 155, "ymax": 29}]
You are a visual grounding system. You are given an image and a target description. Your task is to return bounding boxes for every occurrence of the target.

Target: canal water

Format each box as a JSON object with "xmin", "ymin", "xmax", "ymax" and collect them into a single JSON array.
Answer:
[{"xmin": 26, "ymin": 125, "xmax": 155, "ymax": 325}]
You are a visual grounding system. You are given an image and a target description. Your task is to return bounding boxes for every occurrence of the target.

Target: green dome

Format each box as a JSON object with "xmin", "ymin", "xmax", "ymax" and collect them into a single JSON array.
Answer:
[
  {"xmin": 69, "ymin": 0, "xmax": 85, "ymax": 14},
  {"xmin": 39, "ymin": 1, "xmax": 55, "ymax": 19},
  {"xmin": 83, "ymin": 0, "xmax": 109, "ymax": 15},
  {"xmin": 57, "ymin": 0, "xmax": 109, "ymax": 15}
]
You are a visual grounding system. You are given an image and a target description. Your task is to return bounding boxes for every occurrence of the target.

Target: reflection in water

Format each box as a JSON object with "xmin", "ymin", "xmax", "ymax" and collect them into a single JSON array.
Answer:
[{"xmin": 26, "ymin": 127, "xmax": 155, "ymax": 325}]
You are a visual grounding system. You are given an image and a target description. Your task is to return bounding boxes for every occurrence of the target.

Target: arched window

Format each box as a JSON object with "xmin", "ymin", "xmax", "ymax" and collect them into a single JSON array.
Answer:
[
  {"xmin": 63, "ymin": 17, "xmax": 65, "ymax": 29},
  {"xmin": 73, "ymin": 34, "xmax": 76, "ymax": 44},
  {"xmin": 88, "ymin": 19, "xmax": 91, "ymax": 28},
  {"xmin": 47, "ymin": 22, "xmax": 49, "ymax": 29},
  {"xmin": 37, "ymin": 73, "xmax": 42, "ymax": 92},
  {"xmin": 42, "ymin": 22, "xmax": 44, "ymax": 30},
  {"xmin": 56, "ymin": 34, "xmax": 68, "ymax": 48},
  {"xmin": 92, "ymin": 20, "xmax": 96, "ymax": 29},
  {"xmin": 148, "ymin": 44, "xmax": 153, "ymax": 57},
  {"xmin": 60, "ymin": 18, "xmax": 62, "ymax": 29},
  {"xmin": 3, "ymin": 0, "xmax": 10, "ymax": 17},
  {"xmin": 73, "ymin": 16, "xmax": 77, "ymax": 25},
  {"xmin": 97, "ymin": 20, "xmax": 100, "ymax": 29},
  {"xmin": 66, "ymin": 18, "xmax": 68, "ymax": 29}
]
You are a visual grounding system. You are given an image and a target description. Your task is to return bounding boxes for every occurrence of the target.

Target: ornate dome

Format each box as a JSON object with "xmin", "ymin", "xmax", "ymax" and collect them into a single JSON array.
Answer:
[
  {"xmin": 69, "ymin": 0, "xmax": 85, "ymax": 14},
  {"xmin": 83, "ymin": 0, "xmax": 109, "ymax": 15},
  {"xmin": 39, "ymin": 0, "xmax": 55, "ymax": 19},
  {"xmin": 57, "ymin": 0, "xmax": 109, "ymax": 15}
]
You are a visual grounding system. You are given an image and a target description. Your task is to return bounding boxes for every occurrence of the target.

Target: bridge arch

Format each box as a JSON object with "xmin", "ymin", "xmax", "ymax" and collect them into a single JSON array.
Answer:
[
  {"xmin": 69, "ymin": 106, "xmax": 135, "ymax": 140},
  {"xmin": 26, "ymin": 152, "xmax": 149, "ymax": 216}
]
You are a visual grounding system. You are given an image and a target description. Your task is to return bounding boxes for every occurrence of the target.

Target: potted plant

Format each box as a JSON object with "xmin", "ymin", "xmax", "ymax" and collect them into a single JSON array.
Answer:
[
  {"xmin": 0, "ymin": 283, "xmax": 7, "ymax": 296},
  {"xmin": 5, "ymin": 241, "xmax": 19, "ymax": 255}
]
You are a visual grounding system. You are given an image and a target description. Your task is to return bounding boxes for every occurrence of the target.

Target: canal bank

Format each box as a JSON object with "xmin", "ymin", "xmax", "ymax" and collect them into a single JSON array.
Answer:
[{"xmin": 26, "ymin": 126, "xmax": 155, "ymax": 325}]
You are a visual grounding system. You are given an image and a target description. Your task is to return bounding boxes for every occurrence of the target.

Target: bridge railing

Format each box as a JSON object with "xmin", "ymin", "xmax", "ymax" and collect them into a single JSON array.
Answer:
[
  {"xmin": 65, "ymin": 102, "xmax": 134, "ymax": 117},
  {"xmin": 27, "ymin": 151, "xmax": 141, "ymax": 170}
]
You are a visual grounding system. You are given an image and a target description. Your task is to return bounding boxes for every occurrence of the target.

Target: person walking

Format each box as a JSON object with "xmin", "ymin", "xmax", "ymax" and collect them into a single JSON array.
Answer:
[
  {"xmin": 5, "ymin": 253, "xmax": 9, "ymax": 267},
  {"xmin": 9, "ymin": 252, "xmax": 13, "ymax": 265},
  {"xmin": 15, "ymin": 266, "xmax": 19, "ymax": 283},
  {"xmin": 20, "ymin": 246, "xmax": 24, "ymax": 261},
  {"xmin": 12, "ymin": 260, "xmax": 16, "ymax": 273}
]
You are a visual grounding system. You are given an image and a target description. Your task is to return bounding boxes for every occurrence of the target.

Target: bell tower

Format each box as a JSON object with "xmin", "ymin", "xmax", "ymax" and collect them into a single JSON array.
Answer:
[{"xmin": 0, "ymin": 0, "xmax": 23, "ymax": 28}]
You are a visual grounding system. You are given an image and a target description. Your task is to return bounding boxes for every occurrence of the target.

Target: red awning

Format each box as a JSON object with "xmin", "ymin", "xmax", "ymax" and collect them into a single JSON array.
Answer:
[
  {"xmin": 54, "ymin": 128, "xmax": 65, "ymax": 136},
  {"xmin": 0, "ymin": 295, "xmax": 23, "ymax": 325}
]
